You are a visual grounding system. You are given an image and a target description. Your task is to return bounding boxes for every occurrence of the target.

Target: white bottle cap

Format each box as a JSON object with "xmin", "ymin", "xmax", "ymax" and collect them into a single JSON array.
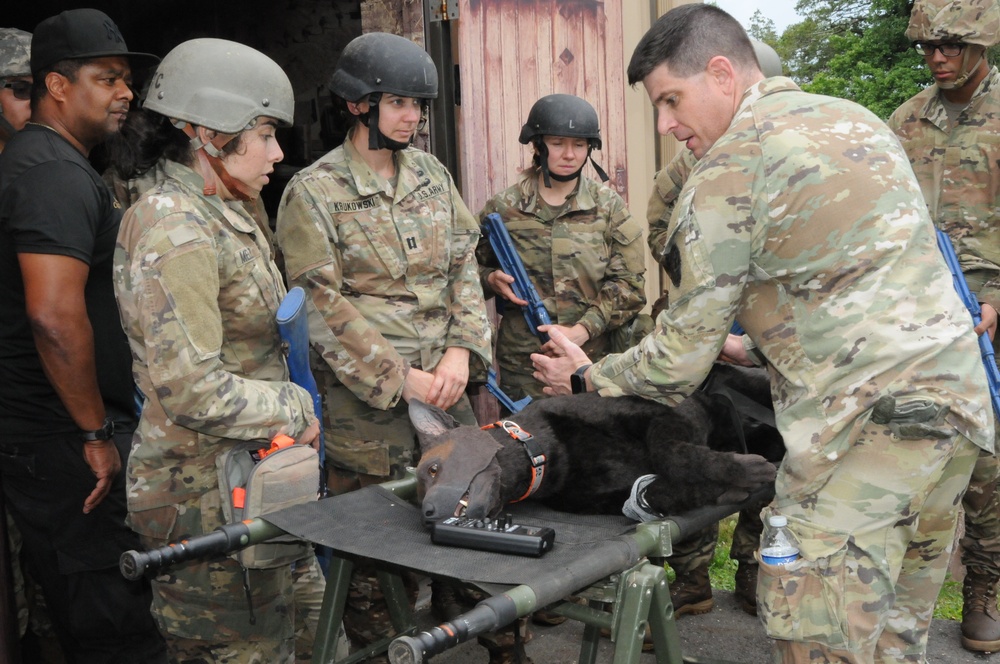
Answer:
[{"xmin": 768, "ymin": 514, "xmax": 787, "ymax": 527}]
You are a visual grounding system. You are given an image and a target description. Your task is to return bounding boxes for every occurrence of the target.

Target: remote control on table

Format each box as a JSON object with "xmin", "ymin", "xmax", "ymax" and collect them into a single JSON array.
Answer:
[{"xmin": 431, "ymin": 514, "xmax": 555, "ymax": 557}]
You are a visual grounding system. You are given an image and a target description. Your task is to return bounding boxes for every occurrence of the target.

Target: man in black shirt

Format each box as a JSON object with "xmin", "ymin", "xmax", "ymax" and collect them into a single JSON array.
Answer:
[{"xmin": 0, "ymin": 9, "xmax": 166, "ymax": 662}]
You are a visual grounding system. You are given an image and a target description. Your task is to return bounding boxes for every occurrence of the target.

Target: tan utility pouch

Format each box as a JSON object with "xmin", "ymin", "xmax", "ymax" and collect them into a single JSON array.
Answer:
[{"xmin": 217, "ymin": 436, "xmax": 319, "ymax": 569}]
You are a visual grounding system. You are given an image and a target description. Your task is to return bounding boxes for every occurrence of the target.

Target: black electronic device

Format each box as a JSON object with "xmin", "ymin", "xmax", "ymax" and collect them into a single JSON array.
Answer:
[{"xmin": 431, "ymin": 514, "xmax": 555, "ymax": 557}]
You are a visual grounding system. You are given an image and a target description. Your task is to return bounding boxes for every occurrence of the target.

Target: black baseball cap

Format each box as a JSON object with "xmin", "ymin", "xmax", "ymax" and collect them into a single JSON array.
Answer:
[{"xmin": 30, "ymin": 8, "xmax": 159, "ymax": 75}]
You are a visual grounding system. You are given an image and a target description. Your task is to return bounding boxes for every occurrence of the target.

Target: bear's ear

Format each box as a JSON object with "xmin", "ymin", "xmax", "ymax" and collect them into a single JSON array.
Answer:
[{"xmin": 409, "ymin": 399, "xmax": 462, "ymax": 444}]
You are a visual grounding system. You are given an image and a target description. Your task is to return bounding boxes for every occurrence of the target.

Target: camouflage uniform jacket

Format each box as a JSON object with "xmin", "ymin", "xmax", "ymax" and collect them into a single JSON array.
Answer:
[
  {"xmin": 647, "ymin": 150, "xmax": 697, "ymax": 267},
  {"xmin": 114, "ymin": 159, "xmax": 315, "ymax": 511},
  {"xmin": 476, "ymin": 169, "xmax": 646, "ymax": 367},
  {"xmin": 275, "ymin": 136, "xmax": 492, "ymax": 410},
  {"xmin": 592, "ymin": 77, "xmax": 994, "ymax": 496},
  {"xmin": 887, "ymin": 66, "xmax": 1000, "ymax": 313}
]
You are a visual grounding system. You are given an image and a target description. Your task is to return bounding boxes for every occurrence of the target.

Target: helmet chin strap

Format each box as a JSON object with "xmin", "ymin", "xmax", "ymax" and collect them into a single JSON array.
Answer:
[
  {"xmin": 178, "ymin": 121, "xmax": 253, "ymax": 201},
  {"xmin": 940, "ymin": 50, "xmax": 984, "ymax": 90},
  {"xmin": 360, "ymin": 93, "xmax": 411, "ymax": 152},
  {"xmin": 536, "ymin": 140, "xmax": 610, "ymax": 188}
]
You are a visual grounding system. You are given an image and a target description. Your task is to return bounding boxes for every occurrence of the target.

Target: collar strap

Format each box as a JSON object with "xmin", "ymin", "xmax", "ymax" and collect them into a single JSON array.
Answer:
[{"xmin": 481, "ymin": 420, "xmax": 547, "ymax": 502}]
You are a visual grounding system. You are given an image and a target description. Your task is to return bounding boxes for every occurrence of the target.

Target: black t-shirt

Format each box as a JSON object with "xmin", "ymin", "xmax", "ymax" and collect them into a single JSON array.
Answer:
[{"xmin": 0, "ymin": 125, "xmax": 136, "ymax": 435}]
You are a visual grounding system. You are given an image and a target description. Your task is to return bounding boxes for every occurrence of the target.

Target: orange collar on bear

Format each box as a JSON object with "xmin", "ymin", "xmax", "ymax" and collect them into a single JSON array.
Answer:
[{"xmin": 481, "ymin": 420, "xmax": 547, "ymax": 502}]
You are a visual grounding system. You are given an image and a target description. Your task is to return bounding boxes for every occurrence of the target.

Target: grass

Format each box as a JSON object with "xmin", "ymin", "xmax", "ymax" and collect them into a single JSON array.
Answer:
[{"xmin": 702, "ymin": 515, "xmax": 964, "ymax": 622}]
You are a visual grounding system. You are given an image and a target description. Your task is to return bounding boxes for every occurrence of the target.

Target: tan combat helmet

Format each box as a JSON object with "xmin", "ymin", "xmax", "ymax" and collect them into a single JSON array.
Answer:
[
  {"xmin": 906, "ymin": 0, "xmax": 1000, "ymax": 48},
  {"xmin": 906, "ymin": 0, "xmax": 1000, "ymax": 88}
]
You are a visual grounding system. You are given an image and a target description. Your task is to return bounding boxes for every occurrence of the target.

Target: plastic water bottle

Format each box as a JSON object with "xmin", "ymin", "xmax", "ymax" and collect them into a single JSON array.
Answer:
[{"xmin": 761, "ymin": 514, "xmax": 799, "ymax": 566}]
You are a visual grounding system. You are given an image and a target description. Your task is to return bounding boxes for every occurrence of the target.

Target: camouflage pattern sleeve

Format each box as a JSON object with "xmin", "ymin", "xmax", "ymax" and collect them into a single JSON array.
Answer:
[
  {"xmin": 647, "ymin": 150, "xmax": 697, "ymax": 268},
  {"xmin": 443, "ymin": 177, "xmax": 494, "ymax": 371},
  {"xmin": 116, "ymin": 195, "xmax": 314, "ymax": 443},
  {"xmin": 276, "ymin": 177, "xmax": 409, "ymax": 411},
  {"xmin": 475, "ymin": 198, "xmax": 502, "ymax": 296},
  {"xmin": 575, "ymin": 187, "xmax": 647, "ymax": 337},
  {"xmin": 590, "ymin": 165, "xmax": 750, "ymax": 404}
]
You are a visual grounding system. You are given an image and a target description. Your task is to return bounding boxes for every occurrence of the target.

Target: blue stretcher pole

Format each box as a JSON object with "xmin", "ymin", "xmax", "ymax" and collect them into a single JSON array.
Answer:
[{"xmin": 936, "ymin": 230, "xmax": 1000, "ymax": 418}]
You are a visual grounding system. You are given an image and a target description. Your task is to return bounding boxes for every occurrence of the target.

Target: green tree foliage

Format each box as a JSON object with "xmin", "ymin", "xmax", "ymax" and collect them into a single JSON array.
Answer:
[{"xmin": 750, "ymin": 0, "xmax": 931, "ymax": 119}]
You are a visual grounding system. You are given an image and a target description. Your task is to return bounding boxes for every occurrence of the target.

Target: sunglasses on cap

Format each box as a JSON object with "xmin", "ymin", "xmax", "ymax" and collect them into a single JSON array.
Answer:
[{"xmin": 1, "ymin": 80, "xmax": 31, "ymax": 101}]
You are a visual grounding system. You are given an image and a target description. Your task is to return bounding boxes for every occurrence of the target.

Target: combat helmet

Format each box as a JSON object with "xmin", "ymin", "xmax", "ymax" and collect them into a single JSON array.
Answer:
[
  {"xmin": 519, "ymin": 94, "xmax": 608, "ymax": 187},
  {"xmin": 330, "ymin": 32, "xmax": 438, "ymax": 102},
  {"xmin": 751, "ymin": 39, "xmax": 783, "ymax": 78},
  {"xmin": 144, "ymin": 38, "xmax": 293, "ymax": 135},
  {"xmin": 906, "ymin": 0, "xmax": 1000, "ymax": 48},
  {"xmin": 330, "ymin": 32, "xmax": 437, "ymax": 151},
  {"xmin": 0, "ymin": 28, "xmax": 31, "ymax": 79}
]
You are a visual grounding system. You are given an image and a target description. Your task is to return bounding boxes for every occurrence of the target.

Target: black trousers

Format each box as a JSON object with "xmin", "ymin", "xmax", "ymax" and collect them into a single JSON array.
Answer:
[{"xmin": 0, "ymin": 431, "xmax": 166, "ymax": 664}]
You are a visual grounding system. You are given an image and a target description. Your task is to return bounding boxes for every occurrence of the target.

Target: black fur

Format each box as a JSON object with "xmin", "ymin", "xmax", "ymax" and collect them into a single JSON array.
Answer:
[{"xmin": 412, "ymin": 364, "xmax": 783, "ymax": 525}]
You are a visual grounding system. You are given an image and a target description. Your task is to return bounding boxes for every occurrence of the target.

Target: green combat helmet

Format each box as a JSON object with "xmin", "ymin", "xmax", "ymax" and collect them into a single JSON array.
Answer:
[
  {"xmin": 751, "ymin": 39, "xmax": 783, "ymax": 78},
  {"xmin": 906, "ymin": 0, "xmax": 1000, "ymax": 88},
  {"xmin": 144, "ymin": 37, "xmax": 293, "ymax": 135}
]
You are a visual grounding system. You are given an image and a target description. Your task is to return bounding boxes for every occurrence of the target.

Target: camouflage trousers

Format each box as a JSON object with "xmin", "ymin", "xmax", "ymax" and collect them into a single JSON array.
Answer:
[
  {"xmin": 759, "ymin": 420, "xmax": 979, "ymax": 663},
  {"xmin": 323, "ymin": 383, "xmax": 477, "ymax": 482},
  {"xmin": 960, "ymin": 446, "xmax": 1000, "ymax": 576},
  {"xmin": 131, "ymin": 491, "xmax": 296, "ymax": 663},
  {"xmin": 666, "ymin": 501, "xmax": 766, "ymax": 575}
]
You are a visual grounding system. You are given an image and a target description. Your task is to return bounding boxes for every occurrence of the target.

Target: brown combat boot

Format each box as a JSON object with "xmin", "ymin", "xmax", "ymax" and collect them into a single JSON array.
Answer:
[
  {"xmin": 734, "ymin": 562, "xmax": 758, "ymax": 616},
  {"xmin": 962, "ymin": 571, "xmax": 1000, "ymax": 652},
  {"xmin": 670, "ymin": 566, "xmax": 714, "ymax": 617}
]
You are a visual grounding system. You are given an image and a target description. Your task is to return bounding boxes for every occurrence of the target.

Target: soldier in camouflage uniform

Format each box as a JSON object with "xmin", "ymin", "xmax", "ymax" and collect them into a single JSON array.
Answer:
[
  {"xmin": 476, "ymin": 94, "xmax": 646, "ymax": 403},
  {"xmin": 887, "ymin": 0, "xmax": 1000, "ymax": 652},
  {"xmin": 644, "ymin": 40, "xmax": 783, "ymax": 621},
  {"xmin": 533, "ymin": 5, "xmax": 995, "ymax": 662},
  {"xmin": 275, "ymin": 32, "xmax": 493, "ymax": 661},
  {"xmin": 113, "ymin": 39, "xmax": 323, "ymax": 663}
]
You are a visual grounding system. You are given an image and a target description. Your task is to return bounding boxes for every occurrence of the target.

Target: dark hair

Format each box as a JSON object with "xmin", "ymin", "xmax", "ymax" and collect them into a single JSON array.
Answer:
[
  {"xmin": 102, "ymin": 106, "xmax": 191, "ymax": 181},
  {"xmin": 29, "ymin": 58, "xmax": 84, "ymax": 109},
  {"xmin": 627, "ymin": 4, "xmax": 758, "ymax": 85}
]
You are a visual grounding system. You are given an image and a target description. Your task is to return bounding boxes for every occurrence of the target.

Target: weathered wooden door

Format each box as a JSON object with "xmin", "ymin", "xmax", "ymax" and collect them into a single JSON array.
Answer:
[{"xmin": 455, "ymin": 0, "xmax": 630, "ymax": 214}]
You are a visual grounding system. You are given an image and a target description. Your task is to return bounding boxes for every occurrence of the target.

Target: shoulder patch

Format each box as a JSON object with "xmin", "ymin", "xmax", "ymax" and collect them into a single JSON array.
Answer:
[{"xmin": 166, "ymin": 226, "xmax": 200, "ymax": 247}]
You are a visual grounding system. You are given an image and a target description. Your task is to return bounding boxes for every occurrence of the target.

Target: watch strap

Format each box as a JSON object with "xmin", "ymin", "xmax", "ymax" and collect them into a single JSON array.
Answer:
[
  {"xmin": 571, "ymin": 364, "xmax": 592, "ymax": 395},
  {"xmin": 81, "ymin": 416, "xmax": 115, "ymax": 442}
]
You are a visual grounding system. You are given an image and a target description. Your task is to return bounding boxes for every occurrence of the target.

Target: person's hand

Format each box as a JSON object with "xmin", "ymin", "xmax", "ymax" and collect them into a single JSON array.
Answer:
[
  {"xmin": 296, "ymin": 418, "xmax": 321, "ymax": 452},
  {"xmin": 541, "ymin": 324, "xmax": 590, "ymax": 355},
  {"xmin": 718, "ymin": 333, "xmax": 754, "ymax": 367},
  {"xmin": 487, "ymin": 270, "xmax": 528, "ymax": 306},
  {"xmin": 427, "ymin": 348, "xmax": 470, "ymax": 410},
  {"xmin": 976, "ymin": 303, "xmax": 998, "ymax": 342},
  {"xmin": 531, "ymin": 325, "xmax": 592, "ymax": 396},
  {"xmin": 401, "ymin": 367, "xmax": 436, "ymax": 404},
  {"xmin": 82, "ymin": 439, "xmax": 121, "ymax": 514}
]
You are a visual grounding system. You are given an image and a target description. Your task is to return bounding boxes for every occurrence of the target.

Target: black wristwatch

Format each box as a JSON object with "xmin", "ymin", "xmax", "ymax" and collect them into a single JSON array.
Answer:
[
  {"xmin": 570, "ymin": 364, "xmax": 592, "ymax": 395},
  {"xmin": 81, "ymin": 417, "xmax": 115, "ymax": 442}
]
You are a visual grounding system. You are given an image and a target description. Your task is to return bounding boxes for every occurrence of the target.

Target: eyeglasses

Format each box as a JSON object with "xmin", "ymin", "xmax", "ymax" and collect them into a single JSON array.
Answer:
[
  {"xmin": 913, "ymin": 42, "xmax": 965, "ymax": 57},
  {"xmin": 0, "ymin": 80, "xmax": 31, "ymax": 101}
]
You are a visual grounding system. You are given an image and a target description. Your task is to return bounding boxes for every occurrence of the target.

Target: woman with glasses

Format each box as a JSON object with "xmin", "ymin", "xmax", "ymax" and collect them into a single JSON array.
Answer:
[{"xmin": 0, "ymin": 28, "xmax": 31, "ymax": 152}]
